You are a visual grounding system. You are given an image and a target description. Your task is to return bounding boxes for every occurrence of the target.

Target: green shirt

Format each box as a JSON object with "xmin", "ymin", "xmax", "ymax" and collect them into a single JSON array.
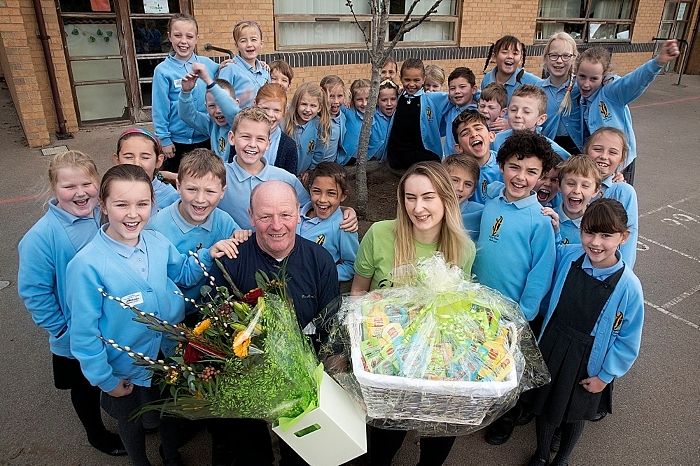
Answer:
[{"xmin": 354, "ymin": 220, "xmax": 474, "ymax": 290}]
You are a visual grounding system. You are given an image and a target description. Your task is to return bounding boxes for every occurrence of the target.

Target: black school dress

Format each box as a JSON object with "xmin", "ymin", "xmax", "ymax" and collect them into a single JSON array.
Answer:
[{"xmin": 531, "ymin": 254, "xmax": 624, "ymax": 426}]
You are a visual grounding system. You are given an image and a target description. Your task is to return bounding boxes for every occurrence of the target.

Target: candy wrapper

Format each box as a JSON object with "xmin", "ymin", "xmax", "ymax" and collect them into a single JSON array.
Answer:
[{"xmin": 319, "ymin": 253, "xmax": 550, "ymax": 435}]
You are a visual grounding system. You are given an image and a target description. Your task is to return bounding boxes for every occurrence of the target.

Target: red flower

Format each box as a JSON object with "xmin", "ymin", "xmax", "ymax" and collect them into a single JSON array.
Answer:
[
  {"xmin": 243, "ymin": 288, "xmax": 264, "ymax": 306},
  {"xmin": 183, "ymin": 344, "xmax": 203, "ymax": 364}
]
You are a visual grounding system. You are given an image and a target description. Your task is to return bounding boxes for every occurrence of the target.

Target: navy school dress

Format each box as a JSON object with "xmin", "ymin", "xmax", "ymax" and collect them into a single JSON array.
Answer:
[{"xmin": 531, "ymin": 254, "xmax": 623, "ymax": 425}]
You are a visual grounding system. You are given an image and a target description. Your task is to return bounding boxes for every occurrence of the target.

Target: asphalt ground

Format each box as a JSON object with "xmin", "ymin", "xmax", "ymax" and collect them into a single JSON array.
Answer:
[{"xmin": 0, "ymin": 73, "xmax": 698, "ymax": 465}]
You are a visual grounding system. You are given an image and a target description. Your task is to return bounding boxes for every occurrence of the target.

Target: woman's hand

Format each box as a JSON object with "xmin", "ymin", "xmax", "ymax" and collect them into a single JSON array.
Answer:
[{"xmin": 162, "ymin": 144, "xmax": 175, "ymax": 159}]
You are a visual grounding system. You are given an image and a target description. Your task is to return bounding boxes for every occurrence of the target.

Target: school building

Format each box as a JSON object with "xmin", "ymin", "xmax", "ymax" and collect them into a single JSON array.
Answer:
[{"xmin": 0, "ymin": 0, "xmax": 698, "ymax": 148}]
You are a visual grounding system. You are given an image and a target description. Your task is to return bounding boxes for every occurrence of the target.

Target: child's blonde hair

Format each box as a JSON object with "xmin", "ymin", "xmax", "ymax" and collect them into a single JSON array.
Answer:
[
  {"xmin": 320, "ymin": 75, "xmax": 348, "ymax": 102},
  {"xmin": 168, "ymin": 13, "xmax": 198, "ymax": 34},
  {"xmin": 232, "ymin": 106, "xmax": 272, "ymax": 134},
  {"xmin": 576, "ymin": 46, "xmax": 613, "ymax": 76},
  {"xmin": 558, "ymin": 153, "xmax": 602, "ymax": 190},
  {"xmin": 395, "ymin": 161, "xmax": 471, "ymax": 269},
  {"xmin": 511, "ymin": 84, "xmax": 548, "ymax": 116},
  {"xmin": 442, "ymin": 153, "xmax": 480, "ymax": 186},
  {"xmin": 350, "ymin": 79, "xmax": 371, "ymax": 109},
  {"xmin": 232, "ymin": 20, "xmax": 263, "ymax": 42},
  {"xmin": 177, "ymin": 148, "xmax": 227, "ymax": 188},
  {"xmin": 284, "ymin": 83, "xmax": 331, "ymax": 146},
  {"xmin": 542, "ymin": 31, "xmax": 579, "ymax": 116},
  {"xmin": 425, "ymin": 64, "xmax": 446, "ymax": 88},
  {"xmin": 49, "ymin": 150, "xmax": 99, "ymax": 190}
]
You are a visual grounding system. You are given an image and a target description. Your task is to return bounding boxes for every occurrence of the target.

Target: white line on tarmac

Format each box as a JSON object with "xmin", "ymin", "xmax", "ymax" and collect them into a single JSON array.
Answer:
[
  {"xmin": 639, "ymin": 194, "xmax": 700, "ymax": 219},
  {"xmin": 666, "ymin": 205, "xmax": 700, "ymax": 219},
  {"xmin": 644, "ymin": 300, "xmax": 700, "ymax": 331},
  {"xmin": 663, "ymin": 284, "xmax": 700, "ymax": 308},
  {"xmin": 637, "ymin": 235, "xmax": 700, "ymax": 264}
]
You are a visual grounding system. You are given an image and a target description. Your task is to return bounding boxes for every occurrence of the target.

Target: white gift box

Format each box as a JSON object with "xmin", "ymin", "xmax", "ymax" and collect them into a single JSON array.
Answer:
[{"xmin": 273, "ymin": 371, "xmax": 367, "ymax": 466}]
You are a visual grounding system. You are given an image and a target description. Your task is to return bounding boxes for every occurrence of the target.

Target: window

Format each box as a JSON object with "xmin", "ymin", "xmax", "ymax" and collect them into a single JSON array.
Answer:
[
  {"xmin": 274, "ymin": 0, "xmax": 459, "ymax": 50},
  {"xmin": 535, "ymin": 0, "xmax": 636, "ymax": 42}
]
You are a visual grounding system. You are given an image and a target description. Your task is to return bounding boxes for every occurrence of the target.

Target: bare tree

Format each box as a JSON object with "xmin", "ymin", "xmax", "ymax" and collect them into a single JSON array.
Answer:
[{"xmin": 346, "ymin": 0, "xmax": 443, "ymax": 218}]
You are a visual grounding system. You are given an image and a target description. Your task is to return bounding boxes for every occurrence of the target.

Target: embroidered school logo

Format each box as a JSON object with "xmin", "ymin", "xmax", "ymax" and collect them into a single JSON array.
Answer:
[
  {"xmin": 599, "ymin": 101, "xmax": 610, "ymax": 120},
  {"xmin": 562, "ymin": 238, "xmax": 570, "ymax": 245},
  {"xmin": 481, "ymin": 180, "xmax": 488, "ymax": 197},
  {"xmin": 597, "ymin": 191, "xmax": 604, "ymax": 200},
  {"xmin": 308, "ymin": 140, "xmax": 315, "ymax": 153},
  {"xmin": 490, "ymin": 216, "xmax": 503, "ymax": 238},
  {"xmin": 613, "ymin": 312, "xmax": 623, "ymax": 331},
  {"xmin": 219, "ymin": 136, "xmax": 226, "ymax": 153},
  {"xmin": 315, "ymin": 234, "xmax": 325, "ymax": 246},
  {"xmin": 426, "ymin": 106, "xmax": 433, "ymax": 121}
]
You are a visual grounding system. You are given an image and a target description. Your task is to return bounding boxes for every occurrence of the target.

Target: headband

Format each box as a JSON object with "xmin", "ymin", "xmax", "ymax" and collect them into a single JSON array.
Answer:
[{"xmin": 117, "ymin": 128, "xmax": 163, "ymax": 154}]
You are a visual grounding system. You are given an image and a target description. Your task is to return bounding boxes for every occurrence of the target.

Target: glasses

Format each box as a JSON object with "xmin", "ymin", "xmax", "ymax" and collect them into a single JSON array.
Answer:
[{"xmin": 547, "ymin": 53, "xmax": 574, "ymax": 62}]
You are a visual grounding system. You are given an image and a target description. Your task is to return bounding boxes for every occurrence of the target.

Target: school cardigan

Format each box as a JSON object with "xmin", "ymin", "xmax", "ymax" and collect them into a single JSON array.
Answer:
[
  {"xmin": 68, "ymin": 228, "xmax": 211, "ymax": 392},
  {"xmin": 575, "ymin": 58, "xmax": 664, "ymax": 168},
  {"xmin": 152, "ymin": 52, "xmax": 219, "ymax": 147},
  {"xmin": 473, "ymin": 182, "xmax": 556, "ymax": 321},
  {"xmin": 178, "ymin": 84, "xmax": 240, "ymax": 160},
  {"xmin": 152, "ymin": 178, "xmax": 180, "ymax": 210},
  {"xmin": 298, "ymin": 202, "xmax": 359, "ymax": 282},
  {"xmin": 468, "ymin": 151, "xmax": 503, "ymax": 205},
  {"xmin": 293, "ymin": 116, "xmax": 329, "ymax": 174},
  {"xmin": 539, "ymin": 78, "xmax": 583, "ymax": 150},
  {"xmin": 598, "ymin": 176, "xmax": 638, "ymax": 268},
  {"xmin": 17, "ymin": 201, "xmax": 101, "ymax": 358},
  {"xmin": 481, "ymin": 67, "xmax": 542, "ymax": 104},
  {"xmin": 217, "ymin": 57, "xmax": 270, "ymax": 109},
  {"xmin": 542, "ymin": 245, "xmax": 644, "ymax": 383}
]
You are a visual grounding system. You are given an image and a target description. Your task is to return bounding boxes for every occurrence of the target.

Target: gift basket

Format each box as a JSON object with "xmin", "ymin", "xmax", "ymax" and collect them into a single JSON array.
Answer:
[{"xmin": 320, "ymin": 253, "xmax": 550, "ymax": 435}]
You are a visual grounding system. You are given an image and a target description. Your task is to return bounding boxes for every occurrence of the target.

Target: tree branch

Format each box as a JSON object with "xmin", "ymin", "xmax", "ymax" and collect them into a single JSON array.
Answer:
[
  {"xmin": 389, "ymin": 0, "xmax": 443, "ymax": 50},
  {"xmin": 345, "ymin": 0, "xmax": 371, "ymax": 53}
]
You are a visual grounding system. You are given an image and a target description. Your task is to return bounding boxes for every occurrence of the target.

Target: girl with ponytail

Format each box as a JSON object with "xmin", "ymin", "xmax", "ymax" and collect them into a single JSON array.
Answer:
[
  {"xmin": 481, "ymin": 35, "xmax": 541, "ymax": 105},
  {"xmin": 538, "ymin": 31, "xmax": 582, "ymax": 154}
]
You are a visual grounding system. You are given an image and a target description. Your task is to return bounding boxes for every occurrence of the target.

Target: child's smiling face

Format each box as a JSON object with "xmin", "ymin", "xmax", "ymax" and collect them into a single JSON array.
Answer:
[
  {"xmin": 454, "ymin": 120, "xmax": 495, "ymax": 164},
  {"xmin": 168, "ymin": 19, "xmax": 197, "ymax": 61},
  {"xmin": 353, "ymin": 87, "xmax": 370, "ymax": 114},
  {"xmin": 507, "ymin": 95, "xmax": 547, "ymax": 131},
  {"xmin": 576, "ymin": 59, "xmax": 605, "ymax": 98},
  {"xmin": 236, "ymin": 25, "xmax": 262, "ymax": 65},
  {"xmin": 113, "ymin": 136, "xmax": 163, "ymax": 180},
  {"xmin": 101, "ymin": 179, "xmax": 152, "ymax": 247},
  {"xmin": 296, "ymin": 93, "xmax": 320, "ymax": 123},
  {"xmin": 177, "ymin": 172, "xmax": 226, "ymax": 226},
  {"xmin": 447, "ymin": 166, "xmax": 477, "ymax": 204},
  {"xmin": 586, "ymin": 131, "xmax": 625, "ymax": 179},
  {"xmin": 448, "ymin": 77, "xmax": 476, "ymax": 107},
  {"xmin": 327, "ymin": 84, "xmax": 345, "ymax": 118},
  {"xmin": 377, "ymin": 88, "xmax": 398, "ymax": 117},
  {"xmin": 228, "ymin": 119, "xmax": 270, "ymax": 171},
  {"xmin": 309, "ymin": 176, "xmax": 346, "ymax": 220},
  {"xmin": 500, "ymin": 154, "xmax": 543, "ymax": 202},
  {"xmin": 560, "ymin": 172, "xmax": 600, "ymax": 220},
  {"xmin": 581, "ymin": 229, "xmax": 629, "ymax": 269},
  {"xmin": 54, "ymin": 167, "xmax": 99, "ymax": 217},
  {"xmin": 495, "ymin": 44, "xmax": 521, "ymax": 78},
  {"xmin": 401, "ymin": 67, "xmax": 424, "ymax": 96},
  {"xmin": 534, "ymin": 168, "xmax": 560, "ymax": 205}
]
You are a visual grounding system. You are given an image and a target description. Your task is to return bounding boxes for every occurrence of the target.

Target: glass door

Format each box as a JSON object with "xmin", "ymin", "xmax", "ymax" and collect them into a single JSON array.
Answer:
[
  {"xmin": 59, "ymin": 0, "xmax": 129, "ymax": 123},
  {"xmin": 656, "ymin": 1, "xmax": 694, "ymax": 71},
  {"xmin": 58, "ymin": 0, "xmax": 191, "ymax": 124}
]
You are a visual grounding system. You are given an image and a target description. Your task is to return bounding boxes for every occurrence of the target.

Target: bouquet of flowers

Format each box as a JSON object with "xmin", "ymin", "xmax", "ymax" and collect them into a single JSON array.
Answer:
[
  {"xmin": 320, "ymin": 253, "xmax": 550, "ymax": 435},
  {"xmin": 101, "ymin": 257, "xmax": 320, "ymax": 422}
]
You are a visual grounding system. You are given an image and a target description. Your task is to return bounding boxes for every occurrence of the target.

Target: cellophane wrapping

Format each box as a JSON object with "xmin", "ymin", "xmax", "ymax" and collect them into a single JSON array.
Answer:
[{"xmin": 319, "ymin": 253, "xmax": 550, "ymax": 436}]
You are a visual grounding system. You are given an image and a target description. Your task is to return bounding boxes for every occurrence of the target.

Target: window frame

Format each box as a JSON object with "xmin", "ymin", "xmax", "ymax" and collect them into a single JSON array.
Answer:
[
  {"xmin": 534, "ymin": 0, "xmax": 639, "ymax": 44},
  {"xmin": 273, "ymin": 9, "xmax": 461, "ymax": 51}
]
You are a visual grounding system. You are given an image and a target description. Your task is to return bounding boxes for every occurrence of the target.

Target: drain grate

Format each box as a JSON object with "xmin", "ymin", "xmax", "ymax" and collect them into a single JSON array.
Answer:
[{"xmin": 41, "ymin": 146, "xmax": 69, "ymax": 156}]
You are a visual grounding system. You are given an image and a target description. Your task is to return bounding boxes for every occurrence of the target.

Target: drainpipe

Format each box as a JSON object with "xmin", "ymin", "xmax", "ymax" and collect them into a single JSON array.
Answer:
[{"xmin": 32, "ymin": 0, "xmax": 72, "ymax": 139}]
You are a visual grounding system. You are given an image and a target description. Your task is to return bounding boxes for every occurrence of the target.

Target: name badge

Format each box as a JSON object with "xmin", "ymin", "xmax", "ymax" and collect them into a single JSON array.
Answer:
[
  {"xmin": 174, "ymin": 79, "xmax": 182, "ymax": 89},
  {"xmin": 121, "ymin": 292, "xmax": 144, "ymax": 307}
]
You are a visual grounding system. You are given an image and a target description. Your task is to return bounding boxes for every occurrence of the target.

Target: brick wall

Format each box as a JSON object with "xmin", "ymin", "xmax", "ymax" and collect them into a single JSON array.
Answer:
[{"xmin": 0, "ymin": 0, "xmax": 681, "ymax": 147}]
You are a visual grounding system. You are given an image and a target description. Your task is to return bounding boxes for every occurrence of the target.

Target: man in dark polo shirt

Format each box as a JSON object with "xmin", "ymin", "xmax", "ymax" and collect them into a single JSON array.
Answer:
[{"xmin": 209, "ymin": 180, "xmax": 339, "ymax": 466}]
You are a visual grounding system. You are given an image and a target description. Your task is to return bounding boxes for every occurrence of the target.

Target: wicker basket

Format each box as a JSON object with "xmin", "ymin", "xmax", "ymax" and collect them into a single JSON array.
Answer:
[{"xmin": 348, "ymin": 313, "xmax": 518, "ymax": 425}]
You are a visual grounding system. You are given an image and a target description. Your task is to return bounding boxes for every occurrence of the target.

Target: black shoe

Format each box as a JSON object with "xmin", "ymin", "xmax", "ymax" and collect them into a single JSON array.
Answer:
[
  {"xmin": 515, "ymin": 409, "xmax": 536, "ymax": 426},
  {"xmin": 590, "ymin": 411, "xmax": 607, "ymax": 422},
  {"xmin": 90, "ymin": 432, "xmax": 127, "ymax": 456},
  {"xmin": 550, "ymin": 428, "xmax": 561, "ymax": 452},
  {"xmin": 527, "ymin": 456, "xmax": 549, "ymax": 466},
  {"xmin": 485, "ymin": 404, "xmax": 522, "ymax": 445}
]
